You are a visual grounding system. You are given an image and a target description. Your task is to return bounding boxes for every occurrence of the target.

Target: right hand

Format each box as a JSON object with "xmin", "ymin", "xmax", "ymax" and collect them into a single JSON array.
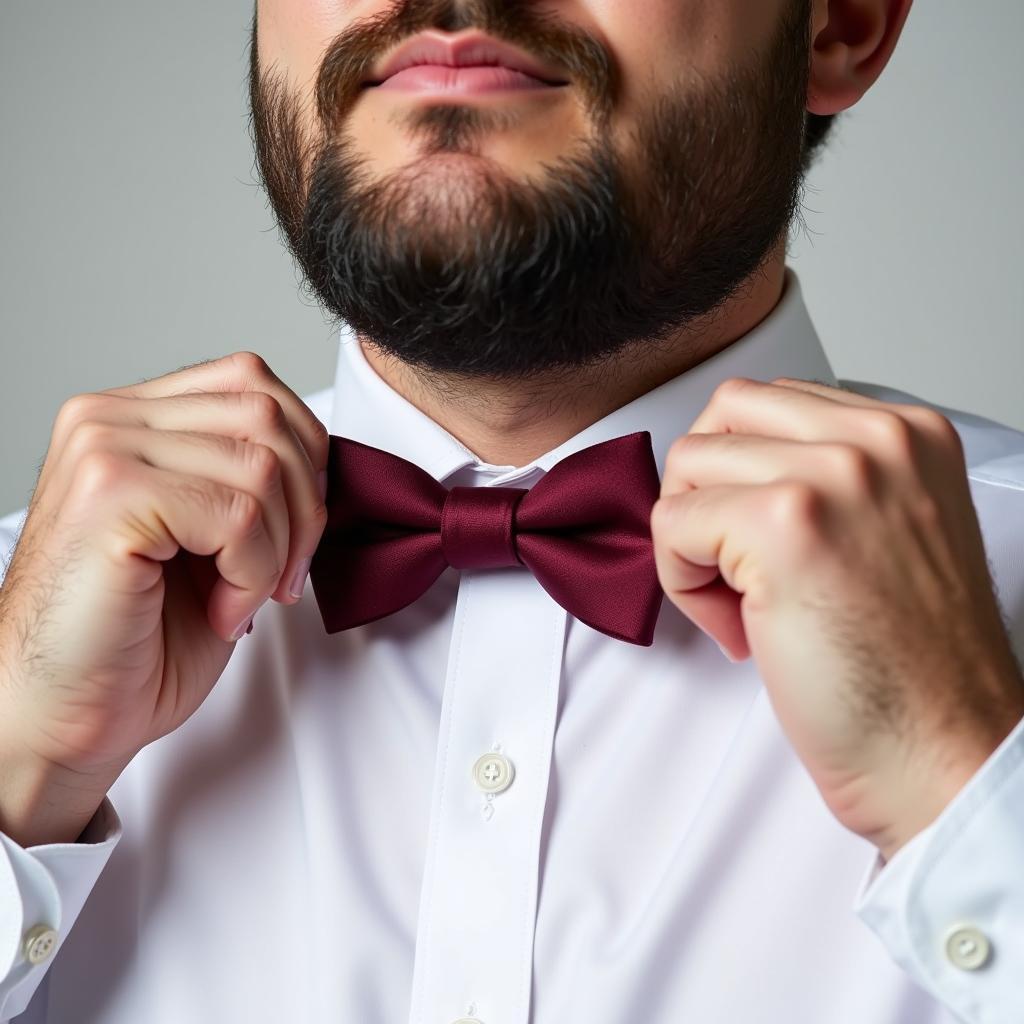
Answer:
[{"xmin": 0, "ymin": 351, "xmax": 329, "ymax": 791}]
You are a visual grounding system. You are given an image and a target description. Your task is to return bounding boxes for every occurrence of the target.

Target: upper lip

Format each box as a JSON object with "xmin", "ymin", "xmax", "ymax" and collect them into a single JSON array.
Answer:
[{"xmin": 363, "ymin": 29, "xmax": 570, "ymax": 87}]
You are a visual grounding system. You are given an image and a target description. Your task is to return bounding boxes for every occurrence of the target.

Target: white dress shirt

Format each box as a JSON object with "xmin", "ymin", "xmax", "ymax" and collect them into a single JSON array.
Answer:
[{"xmin": 1, "ymin": 268, "xmax": 1023, "ymax": 1024}]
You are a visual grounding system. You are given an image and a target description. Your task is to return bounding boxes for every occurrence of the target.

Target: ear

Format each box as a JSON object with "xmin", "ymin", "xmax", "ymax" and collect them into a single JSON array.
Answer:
[{"xmin": 807, "ymin": 0, "xmax": 914, "ymax": 115}]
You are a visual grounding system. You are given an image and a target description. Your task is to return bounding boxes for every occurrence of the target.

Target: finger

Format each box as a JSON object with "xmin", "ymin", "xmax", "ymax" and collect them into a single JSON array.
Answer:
[
  {"xmin": 655, "ymin": 481, "xmax": 823, "ymax": 659},
  {"xmin": 768, "ymin": 377, "xmax": 883, "ymax": 408},
  {"xmin": 651, "ymin": 483, "xmax": 770, "ymax": 659},
  {"xmin": 771, "ymin": 377, "xmax": 949, "ymax": 423},
  {"xmin": 687, "ymin": 377, "xmax": 870, "ymax": 440},
  {"xmin": 73, "ymin": 425, "xmax": 292, "ymax": 594},
  {"xmin": 98, "ymin": 351, "xmax": 330, "ymax": 493},
  {"xmin": 86, "ymin": 456, "xmax": 282, "ymax": 642},
  {"xmin": 686, "ymin": 376, "xmax": 953, "ymax": 469},
  {"xmin": 56, "ymin": 389, "xmax": 327, "ymax": 605},
  {"xmin": 652, "ymin": 482, "xmax": 762, "ymax": 594},
  {"xmin": 770, "ymin": 376, "xmax": 962, "ymax": 455},
  {"xmin": 661, "ymin": 432, "xmax": 875, "ymax": 503}
]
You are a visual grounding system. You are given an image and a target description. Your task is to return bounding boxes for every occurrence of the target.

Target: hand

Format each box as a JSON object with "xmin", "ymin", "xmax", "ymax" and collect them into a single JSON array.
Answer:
[
  {"xmin": 651, "ymin": 376, "xmax": 1024, "ymax": 859},
  {"xmin": 0, "ymin": 352, "xmax": 328, "ymax": 842}
]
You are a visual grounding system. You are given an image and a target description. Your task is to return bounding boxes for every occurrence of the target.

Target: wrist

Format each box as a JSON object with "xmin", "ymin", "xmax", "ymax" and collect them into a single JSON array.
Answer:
[
  {"xmin": 0, "ymin": 740, "xmax": 118, "ymax": 847},
  {"xmin": 873, "ymin": 715, "xmax": 1020, "ymax": 862},
  {"xmin": 873, "ymin": 761, "xmax": 978, "ymax": 863}
]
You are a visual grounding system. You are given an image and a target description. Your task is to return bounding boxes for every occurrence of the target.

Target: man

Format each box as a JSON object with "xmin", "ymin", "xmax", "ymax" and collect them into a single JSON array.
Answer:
[{"xmin": 0, "ymin": 0, "xmax": 1022, "ymax": 1021}]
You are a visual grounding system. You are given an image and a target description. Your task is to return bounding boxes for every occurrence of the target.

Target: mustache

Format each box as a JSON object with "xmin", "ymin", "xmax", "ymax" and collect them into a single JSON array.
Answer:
[{"xmin": 313, "ymin": 0, "xmax": 617, "ymax": 131}]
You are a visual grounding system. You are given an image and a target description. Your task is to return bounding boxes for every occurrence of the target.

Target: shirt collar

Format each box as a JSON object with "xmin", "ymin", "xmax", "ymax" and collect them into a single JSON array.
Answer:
[{"xmin": 328, "ymin": 267, "xmax": 837, "ymax": 485}]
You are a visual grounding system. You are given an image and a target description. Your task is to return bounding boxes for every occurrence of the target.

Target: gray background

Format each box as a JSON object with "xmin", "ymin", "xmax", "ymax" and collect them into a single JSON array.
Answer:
[{"xmin": 1, "ymin": 0, "xmax": 1021, "ymax": 517}]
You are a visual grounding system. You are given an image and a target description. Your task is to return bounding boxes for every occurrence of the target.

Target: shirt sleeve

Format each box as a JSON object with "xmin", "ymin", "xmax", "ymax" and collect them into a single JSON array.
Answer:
[
  {"xmin": 0, "ymin": 796, "xmax": 122, "ymax": 1022},
  {"xmin": 852, "ymin": 711, "xmax": 1024, "ymax": 1023}
]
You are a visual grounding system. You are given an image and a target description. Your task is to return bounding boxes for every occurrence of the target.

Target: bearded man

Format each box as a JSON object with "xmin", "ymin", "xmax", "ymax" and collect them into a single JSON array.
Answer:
[{"xmin": 1, "ymin": 1, "xmax": 1023, "ymax": 1022}]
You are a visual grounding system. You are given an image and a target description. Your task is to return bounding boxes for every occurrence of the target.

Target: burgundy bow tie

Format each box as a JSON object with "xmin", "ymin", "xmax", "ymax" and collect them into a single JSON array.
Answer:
[{"xmin": 308, "ymin": 430, "xmax": 664, "ymax": 645}]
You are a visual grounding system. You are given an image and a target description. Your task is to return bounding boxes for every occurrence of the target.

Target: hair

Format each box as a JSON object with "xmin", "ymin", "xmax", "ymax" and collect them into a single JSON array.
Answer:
[{"xmin": 803, "ymin": 111, "xmax": 837, "ymax": 171}]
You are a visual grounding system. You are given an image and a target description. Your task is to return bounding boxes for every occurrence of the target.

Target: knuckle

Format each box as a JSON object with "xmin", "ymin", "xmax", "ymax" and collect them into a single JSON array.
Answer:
[
  {"xmin": 650, "ymin": 495, "xmax": 676, "ymax": 534},
  {"xmin": 66, "ymin": 419, "xmax": 117, "ymax": 461},
  {"xmin": 711, "ymin": 376, "xmax": 750, "ymax": 403},
  {"xmin": 767, "ymin": 481, "xmax": 821, "ymax": 527},
  {"xmin": 664, "ymin": 434, "xmax": 692, "ymax": 472},
  {"xmin": 245, "ymin": 442, "xmax": 282, "ymax": 493},
  {"xmin": 665, "ymin": 430, "xmax": 714, "ymax": 473},
  {"xmin": 245, "ymin": 391, "xmax": 286, "ymax": 430},
  {"xmin": 916, "ymin": 407, "xmax": 962, "ymax": 451},
  {"xmin": 866, "ymin": 410, "xmax": 914, "ymax": 456},
  {"xmin": 73, "ymin": 449, "xmax": 126, "ymax": 497},
  {"xmin": 54, "ymin": 393, "xmax": 105, "ymax": 438},
  {"xmin": 229, "ymin": 350, "xmax": 273, "ymax": 381},
  {"xmin": 226, "ymin": 489, "xmax": 263, "ymax": 538},
  {"xmin": 825, "ymin": 443, "xmax": 874, "ymax": 491},
  {"xmin": 764, "ymin": 483, "xmax": 826, "ymax": 563},
  {"xmin": 310, "ymin": 417, "xmax": 331, "ymax": 462}
]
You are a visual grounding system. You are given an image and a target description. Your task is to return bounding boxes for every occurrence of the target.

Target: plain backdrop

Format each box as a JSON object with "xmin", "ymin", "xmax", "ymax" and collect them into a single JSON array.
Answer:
[{"xmin": 1, "ymin": 1, "xmax": 1021, "ymax": 516}]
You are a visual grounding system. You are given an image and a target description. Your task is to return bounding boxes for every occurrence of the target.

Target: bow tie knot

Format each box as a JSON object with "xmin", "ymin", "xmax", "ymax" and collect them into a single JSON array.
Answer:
[{"xmin": 441, "ymin": 486, "xmax": 526, "ymax": 570}]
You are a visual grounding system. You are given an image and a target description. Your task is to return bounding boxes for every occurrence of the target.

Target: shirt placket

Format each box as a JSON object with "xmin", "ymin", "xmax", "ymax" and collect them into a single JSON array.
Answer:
[{"xmin": 406, "ymin": 558, "xmax": 568, "ymax": 1024}]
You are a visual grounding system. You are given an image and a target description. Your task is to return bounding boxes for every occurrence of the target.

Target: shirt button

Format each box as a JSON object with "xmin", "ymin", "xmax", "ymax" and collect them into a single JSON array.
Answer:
[
  {"xmin": 472, "ymin": 752, "xmax": 514, "ymax": 794},
  {"xmin": 22, "ymin": 924, "xmax": 58, "ymax": 965},
  {"xmin": 944, "ymin": 925, "xmax": 991, "ymax": 970}
]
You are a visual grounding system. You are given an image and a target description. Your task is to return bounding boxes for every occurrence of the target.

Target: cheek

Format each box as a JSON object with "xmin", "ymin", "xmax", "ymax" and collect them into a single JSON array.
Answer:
[
  {"xmin": 590, "ymin": 0, "xmax": 786, "ymax": 99},
  {"xmin": 256, "ymin": 0, "xmax": 365, "ymax": 93},
  {"xmin": 588, "ymin": 0, "xmax": 787, "ymax": 153}
]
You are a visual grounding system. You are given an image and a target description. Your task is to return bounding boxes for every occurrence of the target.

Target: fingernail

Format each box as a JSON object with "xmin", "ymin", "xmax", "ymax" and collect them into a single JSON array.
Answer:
[
  {"xmin": 317, "ymin": 470, "xmax": 328, "ymax": 502},
  {"xmin": 230, "ymin": 615, "xmax": 254, "ymax": 642},
  {"xmin": 289, "ymin": 556, "xmax": 312, "ymax": 599}
]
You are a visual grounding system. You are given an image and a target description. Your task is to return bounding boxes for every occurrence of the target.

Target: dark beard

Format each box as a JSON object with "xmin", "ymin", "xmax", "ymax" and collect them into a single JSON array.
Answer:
[{"xmin": 248, "ymin": 0, "xmax": 812, "ymax": 381}]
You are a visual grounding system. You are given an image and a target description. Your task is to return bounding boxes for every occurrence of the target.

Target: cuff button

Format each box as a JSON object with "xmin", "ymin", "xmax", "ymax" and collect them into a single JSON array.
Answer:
[
  {"xmin": 22, "ymin": 924, "xmax": 58, "ymax": 965},
  {"xmin": 944, "ymin": 924, "xmax": 991, "ymax": 971}
]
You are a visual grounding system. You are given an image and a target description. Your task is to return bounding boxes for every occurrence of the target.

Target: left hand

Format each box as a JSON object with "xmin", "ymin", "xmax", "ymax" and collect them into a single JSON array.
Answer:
[{"xmin": 651, "ymin": 376, "xmax": 1024, "ymax": 860}]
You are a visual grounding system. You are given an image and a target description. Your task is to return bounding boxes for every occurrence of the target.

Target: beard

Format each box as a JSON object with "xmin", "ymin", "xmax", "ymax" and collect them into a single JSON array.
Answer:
[{"xmin": 248, "ymin": 0, "xmax": 813, "ymax": 381}]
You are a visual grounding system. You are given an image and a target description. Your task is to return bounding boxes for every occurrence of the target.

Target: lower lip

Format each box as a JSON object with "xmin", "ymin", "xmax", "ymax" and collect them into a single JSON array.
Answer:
[{"xmin": 375, "ymin": 65, "xmax": 561, "ymax": 94}]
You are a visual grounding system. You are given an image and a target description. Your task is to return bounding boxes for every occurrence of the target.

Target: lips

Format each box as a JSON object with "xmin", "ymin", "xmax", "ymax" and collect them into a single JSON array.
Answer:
[
  {"xmin": 377, "ymin": 65, "xmax": 557, "ymax": 93},
  {"xmin": 363, "ymin": 29, "xmax": 570, "ymax": 89}
]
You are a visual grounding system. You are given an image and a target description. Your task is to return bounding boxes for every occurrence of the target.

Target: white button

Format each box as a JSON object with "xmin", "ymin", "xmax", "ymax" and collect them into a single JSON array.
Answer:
[
  {"xmin": 22, "ymin": 924, "xmax": 58, "ymax": 965},
  {"xmin": 473, "ymin": 752, "xmax": 514, "ymax": 794},
  {"xmin": 944, "ymin": 924, "xmax": 991, "ymax": 970}
]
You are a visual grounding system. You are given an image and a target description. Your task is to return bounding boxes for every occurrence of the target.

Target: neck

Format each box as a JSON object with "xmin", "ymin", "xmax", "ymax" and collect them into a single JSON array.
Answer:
[{"xmin": 359, "ymin": 252, "xmax": 786, "ymax": 467}]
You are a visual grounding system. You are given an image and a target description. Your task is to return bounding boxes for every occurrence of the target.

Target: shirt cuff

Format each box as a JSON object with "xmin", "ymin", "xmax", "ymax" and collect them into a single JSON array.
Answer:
[
  {"xmin": 853, "ymin": 711, "xmax": 1024, "ymax": 1023},
  {"xmin": 0, "ymin": 795, "xmax": 122, "ymax": 1020}
]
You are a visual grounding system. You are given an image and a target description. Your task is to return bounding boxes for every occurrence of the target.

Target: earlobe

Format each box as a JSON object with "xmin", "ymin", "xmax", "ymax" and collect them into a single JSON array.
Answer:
[{"xmin": 806, "ymin": 0, "xmax": 914, "ymax": 116}]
